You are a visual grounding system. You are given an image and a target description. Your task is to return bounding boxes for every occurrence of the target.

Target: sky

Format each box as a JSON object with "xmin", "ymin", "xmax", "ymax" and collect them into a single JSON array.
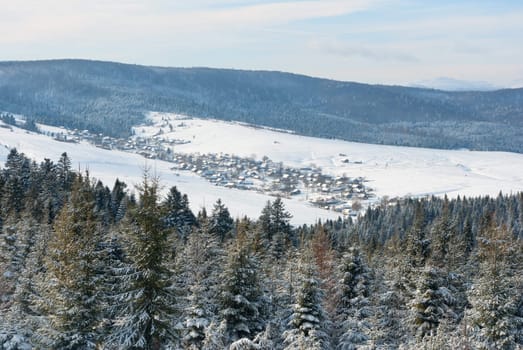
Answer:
[{"xmin": 1, "ymin": 0, "xmax": 523, "ymax": 87}]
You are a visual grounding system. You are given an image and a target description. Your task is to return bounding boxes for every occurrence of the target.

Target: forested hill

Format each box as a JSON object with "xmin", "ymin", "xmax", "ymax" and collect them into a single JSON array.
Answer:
[{"xmin": 1, "ymin": 59, "xmax": 523, "ymax": 152}]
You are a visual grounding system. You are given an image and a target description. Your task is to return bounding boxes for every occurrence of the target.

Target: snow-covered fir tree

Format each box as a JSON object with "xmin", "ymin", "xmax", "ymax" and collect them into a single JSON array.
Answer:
[
  {"xmin": 336, "ymin": 247, "xmax": 373, "ymax": 350},
  {"xmin": 183, "ymin": 216, "xmax": 223, "ymax": 348},
  {"xmin": 256, "ymin": 197, "xmax": 294, "ymax": 257},
  {"xmin": 283, "ymin": 247, "xmax": 331, "ymax": 350},
  {"xmin": 35, "ymin": 174, "xmax": 102, "ymax": 349},
  {"xmin": 218, "ymin": 230, "xmax": 267, "ymax": 343},
  {"xmin": 163, "ymin": 186, "xmax": 196, "ymax": 240},
  {"xmin": 107, "ymin": 171, "xmax": 180, "ymax": 349},
  {"xmin": 468, "ymin": 223, "xmax": 523, "ymax": 349},
  {"xmin": 410, "ymin": 266, "xmax": 457, "ymax": 339},
  {"xmin": 210, "ymin": 198, "xmax": 234, "ymax": 242},
  {"xmin": 0, "ymin": 214, "xmax": 48, "ymax": 350}
]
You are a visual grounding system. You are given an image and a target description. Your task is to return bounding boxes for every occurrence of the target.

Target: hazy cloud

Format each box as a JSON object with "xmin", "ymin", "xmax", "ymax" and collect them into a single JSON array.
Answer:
[
  {"xmin": 309, "ymin": 39, "xmax": 419, "ymax": 62},
  {"xmin": 451, "ymin": 42, "xmax": 489, "ymax": 55},
  {"xmin": 0, "ymin": 0, "xmax": 380, "ymax": 43}
]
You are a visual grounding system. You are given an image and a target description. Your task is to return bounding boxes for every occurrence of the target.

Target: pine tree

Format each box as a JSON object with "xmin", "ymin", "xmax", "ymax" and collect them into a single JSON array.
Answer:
[
  {"xmin": 1, "ymin": 215, "xmax": 51, "ymax": 350},
  {"xmin": 268, "ymin": 196, "xmax": 294, "ymax": 259},
  {"xmin": 1, "ymin": 149, "xmax": 31, "ymax": 216},
  {"xmin": 210, "ymin": 198, "xmax": 234, "ymax": 242},
  {"xmin": 201, "ymin": 320, "xmax": 227, "ymax": 350},
  {"xmin": 258, "ymin": 200, "xmax": 273, "ymax": 243},
  {"xmin": 163, "ymin": 186, "xmax": 196, "ymax": 240},
  {"xmin": 110, "ymin": 178, "xmax": 128, "ymax": 222},
  {"xmin": 405, "ymin": 201, "xmax": 430, "ymax": 270},
  {"xmin": 259, "ymin": 243, "xmax": 297, "ymax": 348},
  {"xmin": 370, "ymin": 242, "xmax": 411, "ymax": 347},
  {"xmin": 336, "ymin": 247, "xmax": 373, "ymax": 350},
  {"xmin": 108, "ymin": 171, "xmax": 180, "ymax": 349},
  {"xmin": 283, "ymin": 247, "xmax": 331, "ymax": 350},
  {"xmin": 429, "ymin": 200, "xmax": 454, "ymax": 268},
  {"xmin": 56, "ymin": 152, "xmax": 74, "ymax": 192},
  {"xmin": 219, "ymin": 232, "xmax": 266, "ymax": 343},
  {"xmin": 0, "ymin": 213, "xmax": 43, "ymax": 308},
  {"xmin": 468, "ymin": 223, "xmax": 523, "ymax": 349},
  {"xmin": 36, "ymin": 174, "xmax": 102, "ymax": 349},
  {"xmin": 35, "ymin": 157, "xmax": 62, "ymax": 223},
  {"xmin": 271, "ymin": 196, "xmax": 293, "ymax": 238},
  {"xmin": 94, "ymin": 180, "xmax": 112, "ymax": 225},
  {"xmin": 183, "ymin": 216, "xmax": 223, "ymax": 348},
  {"xmin": 410, "ymin": 266, "xmax": 457, "ymax": 339}
]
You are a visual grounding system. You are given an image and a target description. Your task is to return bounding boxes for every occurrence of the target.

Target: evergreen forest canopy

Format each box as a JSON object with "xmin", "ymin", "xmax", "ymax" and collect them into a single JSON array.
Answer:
[
  {"xmin": 0, "ymin": 149, "xmax": 522, "ymax": 349},
  {"xmin": 1, "ymin": 59, "xmax": 523, "ymax": 152}
]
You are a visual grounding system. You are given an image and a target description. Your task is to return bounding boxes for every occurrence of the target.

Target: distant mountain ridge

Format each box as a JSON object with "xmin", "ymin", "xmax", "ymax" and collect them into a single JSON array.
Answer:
[
  {"xmin": 0, "ymin": 59, "xmax": 522, "ymax": 152},
  {"xmin": 410, "ymin": 77, "xmax": 501, "ymax": 91}
]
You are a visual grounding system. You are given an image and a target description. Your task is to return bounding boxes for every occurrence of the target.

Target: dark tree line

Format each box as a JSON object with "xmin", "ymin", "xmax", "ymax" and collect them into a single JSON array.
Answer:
[{"xmin": 0, "ymin": 149, "xmax": 522, "ymax": 349}]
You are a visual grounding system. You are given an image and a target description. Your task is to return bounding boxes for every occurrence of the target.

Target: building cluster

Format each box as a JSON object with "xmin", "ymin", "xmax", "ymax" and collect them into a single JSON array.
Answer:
[
  {"xmin": 170, "ymin": 152, "xmax": 373, "ymax": 215},
  {"xmin": 46, "ymin": 128, "xmax": 186, "ymax": 159}
]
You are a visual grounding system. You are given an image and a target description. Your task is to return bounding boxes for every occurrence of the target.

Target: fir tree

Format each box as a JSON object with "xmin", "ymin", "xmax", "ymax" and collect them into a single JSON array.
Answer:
[
  {"xmin": 210, "ymin": 198, "xmax": 234, "ymax": 242},
  {"xmin": 219, "ymin": 231, "xmax": 266, "ymax": 343},
  {"xmin": 56, "ymin": 152, "xmax": 75, "ymax": 194},
  {"xmin": 36, "ymin": 174, "xmax": 102, "ymax": 349},
  {"xmin": 468, "ymin": 223, "xmax": 523, "ymax": 349},
  {"xmin": 110, "ymin": 178, "xmax": 128, "ymax": 222},
  {"xmin": 336, "ymin": 247, "xmax": 373, "ymax": 350},
  {"xmin": 163, "ymin": 186, "xmax": 196, "ymax": 240},
  {"xmin": 283, "ymin": 247, "xmax": 331, "ymax": 350},
  {"xmin": 1, "ymin": 149, "xmax": 31, "ymax": 216},
  {"xmin": 183, "ymin": 216, "xmax": 223, "ymax": 348},
  {"xmin": 429, "ymin": 200, "xmax": 454, "ymax": 268},
  {"xmin": 269, "ymin": 197, "xmax": 294, "ymax": 259},
  {"xmin": 271, "ymin": 196, "xmax": 293, "ymax": 238},
  {"xmin": 258, "ymin": 200, "xmax": 273, "ymax": 243},
  {"xmin": 410, "ymin": 266, "xmax": 457, "ymax": 339},
  {"xmin": 108, "ymin": 171, "xmax": 180, "ymax": 349}
]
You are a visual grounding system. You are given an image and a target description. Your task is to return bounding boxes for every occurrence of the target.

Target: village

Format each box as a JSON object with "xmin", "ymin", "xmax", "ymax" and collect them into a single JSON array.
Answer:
[
  {"xmin": 168, "ymin": 152, "xmax": 372, "ymax": 215},
  {"xmin": 41, "ymin": 122, "xmax": 373, "ymax": 216}
]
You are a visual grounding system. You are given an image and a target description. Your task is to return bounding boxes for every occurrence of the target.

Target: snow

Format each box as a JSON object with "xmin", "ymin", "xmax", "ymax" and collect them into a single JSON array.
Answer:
[
  {"xmin": 137, "ymin": 112, "xmax": 523, "ymax": 200},
  {"xmin": 2, "ymin": 112, "xmax": 523, "ymax": 225},
  {"xmin": 0, "ymin": 122, "xmax": 340, "ymax": 225}
]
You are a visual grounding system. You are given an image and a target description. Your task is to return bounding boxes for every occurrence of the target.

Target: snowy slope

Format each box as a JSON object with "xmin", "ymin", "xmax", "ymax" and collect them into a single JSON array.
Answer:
[
  {"xmin": 137, "ymin": 112, "xmax": 523, "ymax": 200},
  {"xmin": 2, "ymin": 113, "xmax": 523, "ymax": 225},
  {"xmin": 0, "ymin": 123, "xmax": 341, "ymax": 224}
]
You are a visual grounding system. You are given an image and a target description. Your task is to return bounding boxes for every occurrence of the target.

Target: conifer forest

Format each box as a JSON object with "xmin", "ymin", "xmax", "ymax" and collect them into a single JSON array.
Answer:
[{"xmin": 1, "ymin": 149, "xmax": 522, "ymax": 349}]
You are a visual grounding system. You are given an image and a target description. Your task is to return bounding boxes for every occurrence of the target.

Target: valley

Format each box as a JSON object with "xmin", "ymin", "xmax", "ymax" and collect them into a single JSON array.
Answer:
[{"xmin": 2, "ymin": 112, "xmax": 523, "ymax": 224}]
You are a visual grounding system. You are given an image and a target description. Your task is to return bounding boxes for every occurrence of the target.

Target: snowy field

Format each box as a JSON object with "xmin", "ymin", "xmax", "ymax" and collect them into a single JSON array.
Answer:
[
  {"xmin": 137, "ymin": 112, "xmax": 523, "ymax": 200},
  {"xmin": 2, "ymin": 112, "xmax": 523, "ymax": 224},
  {"xmin": 0, "ymin": 122, "xmax": 341, "ymax": 224}
]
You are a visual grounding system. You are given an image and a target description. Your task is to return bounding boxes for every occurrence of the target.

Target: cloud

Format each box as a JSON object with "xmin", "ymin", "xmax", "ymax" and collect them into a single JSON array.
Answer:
[
  {"xmin": 192, "ymin": 0, "xmax": 377, "ymax": 26},
  {"xmin": 0, "ymin": 0, "xmax": 380, "ymax": 44},
  {"xmin": 353, "ymin": 11, "xmax": 523, "ymax": 38},
  {"xmin": 451, "ymin": 41, "xmax": 489, "ymax": 55},
  {"xmin": 308, "ymin": 39, "xmax": 418, "ymax": 62},
  {"xmin": 126, "ymin": 0, "xmax": 381, "ymax": 34}
]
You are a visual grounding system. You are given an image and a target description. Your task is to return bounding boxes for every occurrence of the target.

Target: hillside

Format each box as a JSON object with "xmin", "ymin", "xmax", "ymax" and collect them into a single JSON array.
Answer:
[
  {"xmin": 0, "ymin": 120, "xmax": 342, "ymax": 225},
  {"xmin": 3, "ymin": 113, "xmax": 523, "ymax": 220},
  {"xmin": 1, "ymin": 59, "xmax": 522, "ymax": 151}
]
